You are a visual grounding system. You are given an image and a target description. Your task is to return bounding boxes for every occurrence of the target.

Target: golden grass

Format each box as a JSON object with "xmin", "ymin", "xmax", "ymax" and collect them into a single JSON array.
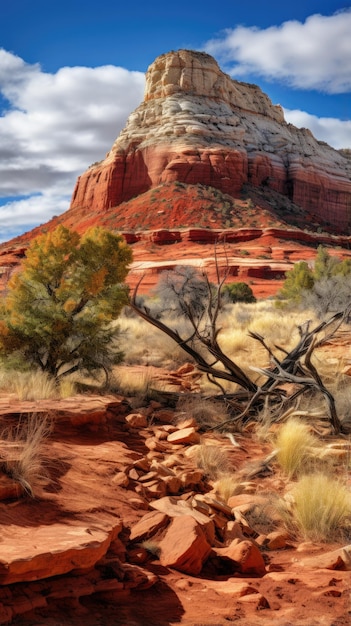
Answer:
[
  {"xmin": 0, "ymin": 414, "xmax": 52, "ymax": 497},
  {"xmin": 117, "ymin": 313, "xmax": 191, "ymax": 367},
  {"xmin": 176, "ymin": 395, "xmax": 231, "ymax": 431},
  {"xmin": 275, "ymin": 418, "xmax": 320, "ymax": 478},
  {"xmin": 196, "ymin": 444, "xmax": 231, "ymax": 480},
  {"xmin": 214, "ymin": 473, "xmax": 240, "ymax": 502},
  {"xmin": 284, "ymin": 473, "xmax": 351, "ymax": 542},
  {"xmin": 0, "ymin": 369, "xmax": 78, "ymax": 401},
  {"xmin": 113, "ymin": 366, "xmax": 154, "ymax": 397}
]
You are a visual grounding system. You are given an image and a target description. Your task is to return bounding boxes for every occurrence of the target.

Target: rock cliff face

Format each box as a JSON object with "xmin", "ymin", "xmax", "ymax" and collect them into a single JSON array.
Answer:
[{"xmin": 70, "ymin": 49, "xmax": 351, "ymax": 231}]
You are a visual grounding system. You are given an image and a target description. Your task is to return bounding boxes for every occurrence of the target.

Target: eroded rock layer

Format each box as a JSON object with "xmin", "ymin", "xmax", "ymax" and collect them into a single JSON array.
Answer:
[{"xmin": 70, "ymin": 49, "xmax": 351, "ymax": 231}]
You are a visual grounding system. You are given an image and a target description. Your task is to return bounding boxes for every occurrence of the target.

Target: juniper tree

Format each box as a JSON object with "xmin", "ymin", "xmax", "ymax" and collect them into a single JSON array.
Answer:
[{"xmin": 0, "ymin": 225, "xmax": 132, "ymax": 381}]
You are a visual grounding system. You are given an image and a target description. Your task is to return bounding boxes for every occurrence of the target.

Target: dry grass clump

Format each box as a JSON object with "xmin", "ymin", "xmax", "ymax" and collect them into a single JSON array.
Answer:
[
  {"xmin": 214, "ymin": 473, "xmax": 240, "ymax": 502},
  {"xmin": 196, "ymin": 444, "xmax": 231, "ymax": 480},
  {"xmin": 244, "ymin": 497, "xmax": 282, "ymax": 536},
  {"xmin": 114, "ymin": 366, "xmax": 156, "ymax": 398},
  {"xmin": 176, "ymin": 395, "xmax": 231, "ymax": 431},
  {"xmin": 275, "ymin": 418, "xmax": 320, "ymax": 478},
  {"xmin": 282, "ymin": 473, "xmax": 351, "ymax": 542},
  {"xmin": 0, "ymin": 369, "xmax": 77, "ymax": 400},
  {"xmin": 0, "ymin": 414, "xmax": 52, "ymax": 497},
  {"xmin": 117, "ymin": 312, "xmax": 192, "ymax": 367}
]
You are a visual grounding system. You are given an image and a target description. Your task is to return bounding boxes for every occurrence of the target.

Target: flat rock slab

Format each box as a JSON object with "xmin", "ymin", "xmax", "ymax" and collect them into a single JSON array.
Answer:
[
  {"xmin": 0, "ymin": 514, "xmax": 122, "ymax": 584},
  {"xmin": 0, "ymin": 395, "xmax": 129, "ymax": 427}
]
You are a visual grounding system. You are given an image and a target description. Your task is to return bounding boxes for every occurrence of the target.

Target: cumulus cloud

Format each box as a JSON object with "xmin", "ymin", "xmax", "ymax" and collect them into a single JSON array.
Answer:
[
  {"xmin": 0, "ymin": 49, "xmax": 145, "ymax": 242},
  {"xmin": 284, "ymin": 108, "xmax": 351, "ymax": 150},
  {"xmin": 205, "ymin": 10, "xmax": 351, "ymax": 93}
]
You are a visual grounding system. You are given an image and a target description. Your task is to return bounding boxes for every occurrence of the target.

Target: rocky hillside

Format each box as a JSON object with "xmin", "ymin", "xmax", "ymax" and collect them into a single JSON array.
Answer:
[
  {"xmin": 1, "ymin": 49, "xmax": 351, "ymax": 297},
  {"xmin": 0, "ymin": 362, "xmax": 350, "ymax": 625},
  {"xmin": 70, "ymin": 49, "xmax": 351, "ymax": 232}
]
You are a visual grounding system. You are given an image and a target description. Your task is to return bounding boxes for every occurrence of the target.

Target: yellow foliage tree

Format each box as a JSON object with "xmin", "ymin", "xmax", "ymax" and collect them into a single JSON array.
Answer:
[{"xmin": 0, "ymin": 226, "xmax": 132, "ymax": 381}]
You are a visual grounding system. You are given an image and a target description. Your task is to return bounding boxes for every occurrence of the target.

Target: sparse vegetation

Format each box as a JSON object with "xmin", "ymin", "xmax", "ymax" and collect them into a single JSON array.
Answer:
[
  {"xmin": 282, "ymin": 473, "xmax": 351, "ymax": 542},
  {"xmin": 196, "ymin": 444, "xmax": 231, "ymax": 480},
  {"xmin": 131, "ymin": 266, "xmax": 348, "ymax": 434},
  {"xmin": 274, "ymin": 418, "xmax": 320, "ymax": 478},
  {"xmin": 277, "ymin": 246, "xmax": 351, "ymax": 312},
  {"xmin": 176, "ymin": 396, "xmax": 231, "ymax": 431},
  {"xmin": 214, "ymin": 473, "xmax": 239, "ymax": 502},
  {"xmin": 0, "ymin": 414, "xmax": 51, "ymax": 497},
  {"xmin": 0, "ymin": 225, "xmax": 132, "ymax": 383},
  {"xmin": 0, "ymin": 369, "xmax": 78, "ymax": 401},
  {"xmin": 140, "ymin": 539, "xmax": 161, "ymax": 557}
]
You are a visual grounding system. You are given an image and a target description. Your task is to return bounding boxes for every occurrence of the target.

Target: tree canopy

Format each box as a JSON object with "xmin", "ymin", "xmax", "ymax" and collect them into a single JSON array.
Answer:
[
  {"xmin": 222, "ymin": 282, "xmax": 256, "ymax": 303},
  {"xmin": 0, "ymin": 225, "xmax": 132, "ymax": 380},
  {"xmin": 276, "ymin": 246, "xmax": 351, "ymax": 310}
]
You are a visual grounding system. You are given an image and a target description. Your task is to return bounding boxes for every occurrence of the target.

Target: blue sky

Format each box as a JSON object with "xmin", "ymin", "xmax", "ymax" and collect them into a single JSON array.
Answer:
[{"xmin": 0, "ymin": 0, "xmax": 350, "ymax": 242}]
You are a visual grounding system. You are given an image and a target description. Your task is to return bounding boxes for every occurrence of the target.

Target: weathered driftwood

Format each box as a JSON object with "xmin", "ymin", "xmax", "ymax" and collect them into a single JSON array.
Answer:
[{"xmin": 130, "ymin": 276, "xmax": 348, "ymax": 435}]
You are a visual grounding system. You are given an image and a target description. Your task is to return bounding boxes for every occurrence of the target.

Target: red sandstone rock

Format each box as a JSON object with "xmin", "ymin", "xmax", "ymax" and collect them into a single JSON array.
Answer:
[
  {"xmin": 167, "ymin": 427, "xmax": 200, "ymax": 445},
  {"xmin": 129, "ymin": 511, "xmax": 169, "ymax": 543},
  {"xmin": 215, "ymin": 539, "xmax": 266, "ymax": 576},
  {"xmin": 0, "ymin": 518, "xmax": 123, "ymax": 585},
  {"xmin": 158, "ymin": 515, "xmax": 212, "ymax": 575},
  {"xmin": 68, "ymin": 50, "xmax": 351, "ymax": 232}
]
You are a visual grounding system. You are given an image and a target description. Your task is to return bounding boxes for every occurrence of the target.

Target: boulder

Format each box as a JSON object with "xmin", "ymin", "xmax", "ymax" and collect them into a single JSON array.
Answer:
[
  {"xmin": 214, "ymin": 539, "xmax": 266, "ymax": 577},
  {"xmin": 158, "ymin": 515, "xmax": 212, "ymax": 575},
  {"xmin": 129, "ymin": 511, "xmax": 169, "ymax": 543}
]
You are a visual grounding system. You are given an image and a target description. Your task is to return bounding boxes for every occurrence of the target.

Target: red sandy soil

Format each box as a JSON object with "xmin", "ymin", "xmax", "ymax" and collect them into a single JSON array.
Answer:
[
  {"xmin": 2, "ymin": 182, "xmax": 351, "ymax": 300},
  {"xmin": 0, "ymin": 343, "xmax": 350, "ymax": 626}
]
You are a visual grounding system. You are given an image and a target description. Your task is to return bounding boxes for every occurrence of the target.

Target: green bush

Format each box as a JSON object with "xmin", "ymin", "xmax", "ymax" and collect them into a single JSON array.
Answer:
[
  {"xmin": 0, "ymin": 225, "xmax": 132, "ymax": 381},
  {"xmin": 222, "ymin": 282, "xmax": 256, "ymax": 303}
]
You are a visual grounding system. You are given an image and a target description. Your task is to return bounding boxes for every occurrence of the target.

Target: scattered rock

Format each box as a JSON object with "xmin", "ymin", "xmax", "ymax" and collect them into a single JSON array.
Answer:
[
  {"xmin": 214, "ymin": 539, "xmax": 266, "ymax": 576},
  {"xmin": 158, "ymin": 515, "xmax": 212, "ymax": 575},
  {"xmin": 129, "ymin": 511, "xmax": 169, "ymax": 543},
  {"xmin": 167, "ymin": 427, "xmax": 200, "ymax": 445}
]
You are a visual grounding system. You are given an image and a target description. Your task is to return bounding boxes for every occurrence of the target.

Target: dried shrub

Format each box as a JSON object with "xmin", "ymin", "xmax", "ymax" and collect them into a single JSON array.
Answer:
[
  {"xmin": 0, "ymin": 414, "xmax": 52, "ymax": 497},
  {"xmin": 196, "ymin": 444, "xmax": 231, "ymax": 480},
  {"xmin": 176, "ymin": 395, "xmax": 231, "ymax": 431},
  {"xmin": 283, "ymin": 473, "xmax": 351, "ymax": 542},
  {"xmin": 275, "ymin": 418, "xmax": 320, "ymax": 478}
]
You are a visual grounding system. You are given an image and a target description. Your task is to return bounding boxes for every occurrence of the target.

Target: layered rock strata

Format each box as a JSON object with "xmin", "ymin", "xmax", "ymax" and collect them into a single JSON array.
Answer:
[{"xmin": 70, "ymin": 49, "xmax": 351, "ymax": 230}]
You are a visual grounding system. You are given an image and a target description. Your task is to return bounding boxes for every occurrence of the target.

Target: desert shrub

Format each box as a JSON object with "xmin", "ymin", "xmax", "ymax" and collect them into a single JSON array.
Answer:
[
  {"xmin": 222, "ymin": 282, "xmax": 256, "ymax": 304},
  {"xmin": 0, "ymin": 414, "xmax": 51, "ymax": 497},
  {"xmin": 276, "ymin": 246, "xmax": 351, "ymax": 311},
  {"xmin": 176, "ymin": 395, "xmax": 231, "ymax": 431},
  {"xmin": 275, "ymin": 418, "xmax": 320, "ymax": 478},
  {"xmin": 276, "ymin": 261, "xmax": 314, "ymax": 305},
  {"xmin": 0, "ymin": 369, "xmax": 77, "ymax": 401},
  {"xmin": 284, "ymin": 473, "xmax": 351, "ymax": 542},
  {"xmin": 300, "ymin": 274, "xmax": 351, "ymax": 317},
  {"xmin": 0, "ymin": 225, "xmax": 131, "ymax": 381},
  {"xmin": 152, "ymin": 265, "xmax": 213, "ymax": 319},
  {"xmin": 196, "ymin": 444, "xmax": 231, "ymax": 480}
]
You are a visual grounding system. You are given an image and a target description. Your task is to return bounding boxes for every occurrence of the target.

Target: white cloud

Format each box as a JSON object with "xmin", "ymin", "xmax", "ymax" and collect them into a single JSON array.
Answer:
[
  {"xmin": 284, "ymin": 108, "xmax": 351, "ymax": 150},
  {"xmin": 0, "ymin": 192, "xmax": 70, "ymax": 244},
  {"xmin": 1, "ymin": 39, "xmax": 350, "ymax": 244},
  {"xmin": 204, "ymin": 10, "xmax": 351, "ymax": 93},
  {"xmin": 0, "ymin": 49, "xmax": 145, "ymax": 241}
]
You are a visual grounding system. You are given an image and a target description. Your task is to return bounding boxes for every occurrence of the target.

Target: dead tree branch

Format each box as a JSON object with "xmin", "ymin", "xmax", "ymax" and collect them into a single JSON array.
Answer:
[{"xmin": 129, "ymin": 271, "xmax": 348, "ymax": 435}]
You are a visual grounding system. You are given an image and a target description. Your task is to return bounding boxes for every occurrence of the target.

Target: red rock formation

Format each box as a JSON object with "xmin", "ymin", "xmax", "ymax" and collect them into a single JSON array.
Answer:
[{"xmin": 69, "ymin": 49, "xmax": 351, "ymax": 232}]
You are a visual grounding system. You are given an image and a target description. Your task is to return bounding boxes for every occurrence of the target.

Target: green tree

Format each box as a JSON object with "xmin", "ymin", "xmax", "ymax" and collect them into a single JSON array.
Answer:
[
  {"xmin": 222, "ymin": 282, "xmax": 256, "ymax": 303},
  {"xmin": 0, "ymin": 226, "xmax": 132, "ymax": 381},
  {"xmin": 277, "ymin": 261, "xmax": 314, "ymax": 304},
  {"xmin": 313, "ymin": 245, "xmax": 340, "ymax": 281}
]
